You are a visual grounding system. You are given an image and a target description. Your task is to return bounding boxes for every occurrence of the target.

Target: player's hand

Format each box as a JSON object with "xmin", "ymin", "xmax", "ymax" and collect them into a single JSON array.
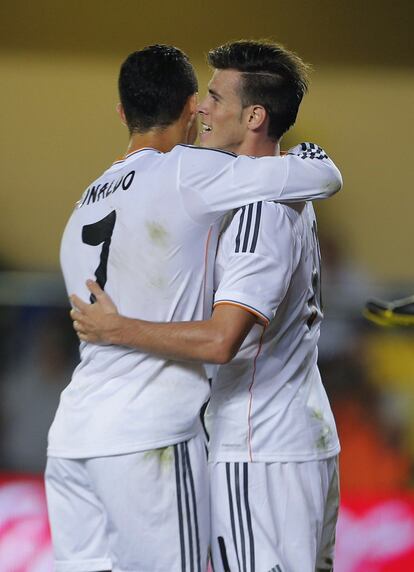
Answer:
[{"xmin": 70, "ymin": 280, "xmax": 120, "ymax": 344}]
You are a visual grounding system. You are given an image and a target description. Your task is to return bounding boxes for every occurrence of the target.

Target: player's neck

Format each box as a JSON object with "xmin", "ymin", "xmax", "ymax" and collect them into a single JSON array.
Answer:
[
  {"xmin": 235, "ymin": 136, "xmax": 280, "ymax": 158},
  {"xmin": 125, "ymin": 124, "xmax": 185, "ymax": 155}
]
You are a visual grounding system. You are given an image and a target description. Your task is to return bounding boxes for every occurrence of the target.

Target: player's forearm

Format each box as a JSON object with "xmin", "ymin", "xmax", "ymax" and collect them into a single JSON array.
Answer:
[
  {"xmin": 72, "ymin": 283, "xmax": 255, "ymax": 363},
  {"xmin": 232, "ymin": 144, "xmax": 342, "ymax": 204},
  {"xmin": 104, "ymin": 314, "xmax": 234, "ymax": 364},
  {"xmin": 281, "ymin": 150, "xmax": 343, "ymax": 201}
]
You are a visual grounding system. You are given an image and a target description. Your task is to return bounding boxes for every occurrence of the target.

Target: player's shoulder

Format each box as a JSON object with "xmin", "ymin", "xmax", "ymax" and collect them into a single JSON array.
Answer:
[
  {"xmin": 171, "ymin": 144, "xmax": 237, "ymax": 170},
  {"xmin": 257, "ymin": 200, "xmax": 303, "ymax": 228},
  {"xmin": 221, "ymin": 201, "xmax": 282, "ymax": 255},
  {"xmin": 221, "ymin": 200, "xmax": 298, "ymax": 258},
  {"xmin": 107, "ymin": 147, "xmax": 163, "ymax": 169},
  {"xmin": 74, "ymin": 149, "xmax": 167, "ymax": 211},
  {"xmin": 226, "ymin": 200, "xmax": 281, "ymax": 232},
  {"xmin": 174, "ymin": 144, "xmax": 237, "ymax": 158}
]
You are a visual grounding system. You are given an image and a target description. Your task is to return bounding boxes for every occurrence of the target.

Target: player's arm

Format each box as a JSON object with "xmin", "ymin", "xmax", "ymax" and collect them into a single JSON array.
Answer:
[
  {"xmin": 211, "ymin": 201, "xmax": 294, "ymax": 331},
  {"xmin": 177, "ymin": 142, "xmax": 342, "ymax": 222},
  {"xmin": 70, "ymin": 281, "xmax": 256, "ymax": 364}
]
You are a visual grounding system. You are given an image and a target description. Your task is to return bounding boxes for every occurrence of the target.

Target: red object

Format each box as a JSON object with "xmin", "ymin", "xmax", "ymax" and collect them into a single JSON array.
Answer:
[
  {"xmin": 0, "ymin": 474, "xmax": 413, "ymax": 572},
  {"xmin": 0, "ymin": 475, "xmax": 52, "ymax": 572},
  {"xmin": 335, "ymin": 493, "xmax": 414, "ymax": 572}
]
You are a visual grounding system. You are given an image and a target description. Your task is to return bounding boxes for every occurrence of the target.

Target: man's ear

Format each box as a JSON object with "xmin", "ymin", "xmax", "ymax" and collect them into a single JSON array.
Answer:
[
  {"xmin": 246, "ymin": 105, "xmax": 267, "ymax": 131},
  {"xmin": 180, "ymin": 93, "xmax": 198, "ymax": 125},
  {"xmin": 117, "ymin": 102, "xmax": 127, "ymax": 126},
  {"xmin": 187, "ymin": 93, "xmax": 198, "ymax": 115},
  {"xmin": 184, "ymin": 93, "xmax": 199, "ymax": 145}
]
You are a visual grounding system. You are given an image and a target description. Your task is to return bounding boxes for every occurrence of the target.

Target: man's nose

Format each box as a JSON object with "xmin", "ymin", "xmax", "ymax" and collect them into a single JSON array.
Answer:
[{"xmin": 197, "ymin": 99, "xmax": 208, "ymax": 115}]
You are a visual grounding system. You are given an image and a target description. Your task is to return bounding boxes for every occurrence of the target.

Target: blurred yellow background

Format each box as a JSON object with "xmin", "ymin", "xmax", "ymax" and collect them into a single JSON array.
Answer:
[{"xmin": 1, "ymin": 0, "xmax": 413, "ymax": 282}]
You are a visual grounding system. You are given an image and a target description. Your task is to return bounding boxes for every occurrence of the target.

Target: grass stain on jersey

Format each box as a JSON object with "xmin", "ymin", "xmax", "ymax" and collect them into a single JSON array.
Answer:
[
  {"xmin": 147, "ymin": 274, "xmax": 167, "ymax": 290},
  {"xmin": 146, "ymin": 221, "xmax": 169, "ymax": 248},
  {"xmin": 316, "ymin": 433, "xmax": 329, "ymax": 450},
  {"xmin": 311, "ymin": 408, "xmax": 324, "ymax": 421},
  {"xmin": 144, "ymin": 446, "xmax": 173, "ymax": 466},
  {"xmin": 311, "ymin": 408, "xmax": 333, "ymax": 450}
]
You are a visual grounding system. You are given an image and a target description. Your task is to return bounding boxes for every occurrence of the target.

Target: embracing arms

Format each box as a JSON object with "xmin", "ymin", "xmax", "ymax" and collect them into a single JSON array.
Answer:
[
  {"xmin": 177, "ymin": 142, "xmax": 342, "ymax": 222},
  {"xmin": 71, "ymin": 281, "xmax": 256, "ymax": 364}
]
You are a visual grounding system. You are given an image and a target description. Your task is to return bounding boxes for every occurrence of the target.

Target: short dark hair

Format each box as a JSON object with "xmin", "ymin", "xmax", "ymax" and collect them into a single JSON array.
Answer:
[
  {"xmin": 119, "ymin": 45, "xmax": 198, "ymax": 134},
  {"xmin": 208, "ymin": 40, "xmax": 310, "ymax": 140}
]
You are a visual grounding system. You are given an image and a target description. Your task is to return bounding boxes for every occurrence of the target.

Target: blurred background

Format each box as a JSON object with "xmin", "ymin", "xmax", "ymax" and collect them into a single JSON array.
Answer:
[{"xmin": 0, "ymin": 1, "xmax": 413, "ymax": 570}]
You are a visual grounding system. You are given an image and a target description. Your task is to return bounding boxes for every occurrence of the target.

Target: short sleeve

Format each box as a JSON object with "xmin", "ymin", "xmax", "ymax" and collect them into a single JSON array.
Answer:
[{"xmin": 214, "ymin": 202, "xmax": 298, "ymax": 324}]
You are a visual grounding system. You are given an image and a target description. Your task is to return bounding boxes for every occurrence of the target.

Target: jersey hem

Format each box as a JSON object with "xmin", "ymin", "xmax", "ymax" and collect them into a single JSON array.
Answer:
[
  {"xmin": 208, "ymin": 444, "xmax": 340, "ymax": 463},
  {"xmin": 47, "ymin": 430, "xmax": 199, "ymax": 459},
  {"xmin": 54, "ymin": 557, "xmax": 112, "ymax": 572},
  {"xmin": 213, "ymin": 299, "xmax": 270, "ymax": 325}
]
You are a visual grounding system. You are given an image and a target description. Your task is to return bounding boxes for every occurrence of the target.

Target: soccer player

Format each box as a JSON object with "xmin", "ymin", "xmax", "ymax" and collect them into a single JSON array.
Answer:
[
  {"xmin": 48, "ymin": 44, "xmax": 342, "ymax": 572},
  {"xmin": 71, "ymin": 41, "xmax": 340, "ymax": 572}
]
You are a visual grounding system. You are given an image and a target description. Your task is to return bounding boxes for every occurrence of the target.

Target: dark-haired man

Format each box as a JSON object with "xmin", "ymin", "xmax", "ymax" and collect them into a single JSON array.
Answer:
[{"xmin": 48, "ymin": 43, "xmax": 341, "ymax": 572}]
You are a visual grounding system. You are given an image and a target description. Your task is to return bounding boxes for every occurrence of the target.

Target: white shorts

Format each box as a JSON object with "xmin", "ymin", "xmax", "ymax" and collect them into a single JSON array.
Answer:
[
  {"xmin": 45, "ymin": 434, "xmax": 209, "ymax": 572},
  {"xmin": 209, "ymin": 457, "xmax": 339, "ymax": 572}
]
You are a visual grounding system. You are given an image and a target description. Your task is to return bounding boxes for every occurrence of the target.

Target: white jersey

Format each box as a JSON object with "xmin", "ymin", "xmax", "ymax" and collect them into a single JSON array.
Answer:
[
  {"xmin": 48, "ymin": 143, "xmax": 342, "ymax": 458},
  {"xmin": 206, "ymin": 200, "xmax": 340, "ymax": 462}
]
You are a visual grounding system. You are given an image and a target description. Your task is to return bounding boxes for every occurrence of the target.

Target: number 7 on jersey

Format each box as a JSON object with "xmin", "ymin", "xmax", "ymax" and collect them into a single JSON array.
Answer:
[{"xmin": 82, "ymin": 210, "xmax": 117, "ymax": 303}]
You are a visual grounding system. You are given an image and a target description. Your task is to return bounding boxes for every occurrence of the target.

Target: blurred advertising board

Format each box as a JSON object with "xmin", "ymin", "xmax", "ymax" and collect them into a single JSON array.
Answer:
[
  {"xmin": 0, "ymin": 475, "xmax": 52, "ymax": 572},
  {"xmin": 0, "ymin": 474, "xmax": 413, "ymax": 571}
]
